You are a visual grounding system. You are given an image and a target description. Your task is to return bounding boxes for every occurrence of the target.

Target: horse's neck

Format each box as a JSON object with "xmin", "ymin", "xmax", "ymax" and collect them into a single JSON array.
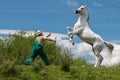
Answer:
[
  {"xmin": 80, "ymin": 14, "xmax": 88, "ymax": 23},
  {"xmin": 77, "ymin": 14, "xmax": 89, "ymax": 28},
  {"xmin": 74, "ymin": 13, "xmax": 90, "ymax": 29}
]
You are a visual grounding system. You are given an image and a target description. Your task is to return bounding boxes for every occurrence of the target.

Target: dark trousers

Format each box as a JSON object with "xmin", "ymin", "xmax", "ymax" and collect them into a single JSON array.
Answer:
[{"xmin": 24, "ymin": 41, "xmax": 50, "ymax": 66}]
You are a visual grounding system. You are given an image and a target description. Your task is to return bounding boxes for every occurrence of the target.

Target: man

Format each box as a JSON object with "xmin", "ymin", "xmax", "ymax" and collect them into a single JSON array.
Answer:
[{"xmin": 24, "ymin": 30, "xmax": 56, "ymax": 66}]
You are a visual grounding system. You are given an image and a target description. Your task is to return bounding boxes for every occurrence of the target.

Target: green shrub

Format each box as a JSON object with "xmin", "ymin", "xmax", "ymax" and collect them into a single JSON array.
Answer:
[
  {"xmin": 1, "ymin": 59, "xmax": 18, "ymax": 77},
  {"xmin": 60, "ymin": 49, "xmax": 73, "ymax": 72},
  {"xmin": 1, "ymin": 31, "xmax": 120, "ymax": 80}
]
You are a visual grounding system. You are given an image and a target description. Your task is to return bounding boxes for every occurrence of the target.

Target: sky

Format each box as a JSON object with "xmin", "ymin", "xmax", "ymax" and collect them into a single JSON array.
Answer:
[
  {"xmin": 0, "ymin": 0, "xmax": 120, "ymax": 66},
  {"xmin": 0, "ymin": 0, "xmax": 120, "ymax": 41}
]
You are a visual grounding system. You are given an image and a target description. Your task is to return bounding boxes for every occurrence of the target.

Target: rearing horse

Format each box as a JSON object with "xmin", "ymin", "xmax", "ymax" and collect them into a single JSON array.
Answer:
[{"xmin": 67, "ymin": 5, "xmax": 114, "ymax": 67}]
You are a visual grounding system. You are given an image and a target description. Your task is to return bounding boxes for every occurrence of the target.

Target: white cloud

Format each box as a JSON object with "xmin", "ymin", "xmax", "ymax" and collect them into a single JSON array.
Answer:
[
  {"xmin": 66, "ymin": 0, "xmax": 79, "ymax": 7},
  {"xmin": 57, "ymin": 37, "xmax": 120, "ymax": 67},
  {"xmin": 92, "ymin": 0, "xmax": 120, "ymax": 7},
  {"xmin": 0, "ymin": 29, "xmax": 67, "ymax": 39},
  {"xmin": 60, "ymin": 0, "xmax": 79, "ymax": 7},
  {"xmin": 55, "ymin": 34, "xmax": 120, "ymax": 67},
  {"xmin": 92, "ymin": 2, "xmax": 103, "ymax": 7},
  {"xmin": 0, "ymin": 29, "xmax": 18, "ymax": 34},
  {"xmin": 99, "ymin": 44, "xmax": 120, "ymax": 66},
  {"xmin": 111, "ymin": 40, "xmax": 120, "ymax": 44},
  {"xmin": 50, "ymin": 33, "xmax": 68, "ymax": 39},
  {"xmin": 105, "ymin": 0, "xmax": 120, "ymax": 4}
]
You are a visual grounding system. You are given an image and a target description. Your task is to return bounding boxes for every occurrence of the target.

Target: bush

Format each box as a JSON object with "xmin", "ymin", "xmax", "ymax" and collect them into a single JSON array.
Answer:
[
  {"xmin": 0, "ymin": 31, "xmax": 35, "ymax": 65},
  {"xmin": 60, "ymin": 49, "xmax": 73, "ymax": 72},
  {"xmin": 2, "ymin": 31, "xmax": 120, "ymax": 80},
  {"xmin": 0, "ymin": 31, "xmax": 73, "ymax": 74},
  {"xmin": 1, "ymin": 59, "xmax": 18, "ymax": 77}
]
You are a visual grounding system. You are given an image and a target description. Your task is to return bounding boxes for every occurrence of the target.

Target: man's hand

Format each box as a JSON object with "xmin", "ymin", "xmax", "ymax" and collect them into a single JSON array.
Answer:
[{"xmin": 46, "ymin": 33, "xmax": 51, "ymax": 37}]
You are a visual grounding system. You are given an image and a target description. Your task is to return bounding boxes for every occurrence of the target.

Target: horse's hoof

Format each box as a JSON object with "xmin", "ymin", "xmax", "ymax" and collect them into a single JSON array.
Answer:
[
  {"xmin": 69, "ymin": 35, "xmax": 73, "ymax": 39},
  {"xmin": 71, "ymin": 41, "xmax": 75, "ymax": 45},
  {"xmin": 66, "ymin": 27, "xmax": 69, "ymax": 29}
]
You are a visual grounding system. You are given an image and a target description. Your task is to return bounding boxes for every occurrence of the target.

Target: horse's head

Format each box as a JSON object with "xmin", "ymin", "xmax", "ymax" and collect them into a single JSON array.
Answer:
[{"xmin": 74, "ymin": 5, "xmax": 88, "ymax": 15}]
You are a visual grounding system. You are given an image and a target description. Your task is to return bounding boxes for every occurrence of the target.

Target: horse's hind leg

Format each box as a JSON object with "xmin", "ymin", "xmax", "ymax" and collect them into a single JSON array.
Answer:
[
  {"xmin": 92, "ymin": 44, "xmax": 103, "ymax": 67},
  {"xmin": 93, "ymin": 49, "xmax": 103, "ymax": 67}
]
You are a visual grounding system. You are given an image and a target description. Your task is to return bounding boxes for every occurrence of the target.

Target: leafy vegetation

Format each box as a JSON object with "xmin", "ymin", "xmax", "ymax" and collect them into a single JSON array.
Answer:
[{"xmin": 0, "ymin": 31, "xmax": 120, "ymax": 80}]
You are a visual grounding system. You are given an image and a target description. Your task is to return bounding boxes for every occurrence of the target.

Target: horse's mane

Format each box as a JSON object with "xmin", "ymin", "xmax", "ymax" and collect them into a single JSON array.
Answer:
[{"xmin": 86, "ymin": 12, "xmax": 91, "ymax": 28}]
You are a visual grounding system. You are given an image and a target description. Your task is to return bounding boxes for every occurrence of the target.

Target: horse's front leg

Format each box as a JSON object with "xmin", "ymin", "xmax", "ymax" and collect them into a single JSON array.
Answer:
[
  {"xmin": 68, "ymin": 27, "xmax": 84, "ymax": 35},
  {"xmin": 67, "ymin": 27, "xmax": 74, "ymax": 45},
  {"xmin": 67, "ymin": 27, "xmax": 74, "ymax": 38},
  {"xmin": 67, "ymin": 27, "xmax": 74, "ymax": 31}
]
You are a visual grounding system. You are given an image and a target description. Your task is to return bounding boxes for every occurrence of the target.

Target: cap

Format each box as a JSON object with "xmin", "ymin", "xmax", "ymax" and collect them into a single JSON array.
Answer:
[{"xmin": 37, "ymin": 30, "xmax": 42, "ymax": 36}]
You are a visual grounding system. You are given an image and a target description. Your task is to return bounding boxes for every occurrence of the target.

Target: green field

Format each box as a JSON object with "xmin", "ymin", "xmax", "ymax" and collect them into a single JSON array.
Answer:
[{"xmin": 0, "ymin": 31, "xmax": 120, "ymax": 80}]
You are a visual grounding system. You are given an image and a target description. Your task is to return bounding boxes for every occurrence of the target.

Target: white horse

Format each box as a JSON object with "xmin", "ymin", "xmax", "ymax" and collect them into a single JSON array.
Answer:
[{"xmin": 67, "ymin": 5, "xmax": 114, "ymax": 67}]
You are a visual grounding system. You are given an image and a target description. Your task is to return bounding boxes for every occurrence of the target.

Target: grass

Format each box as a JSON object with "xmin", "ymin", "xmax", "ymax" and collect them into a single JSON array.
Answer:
[
  {"xmin": 1, "ymin": 31, "xmax": 120, "ymax": 80},
  {"xmin": 1, "ymin": 63, "xmax": 120, "ymax": 80}
]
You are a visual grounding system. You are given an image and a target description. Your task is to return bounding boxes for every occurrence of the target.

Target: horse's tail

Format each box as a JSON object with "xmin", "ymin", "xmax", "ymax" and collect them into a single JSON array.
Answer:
[{"xmin": 104, "ymin": 41, "xmax": 114, "ymax": 54}]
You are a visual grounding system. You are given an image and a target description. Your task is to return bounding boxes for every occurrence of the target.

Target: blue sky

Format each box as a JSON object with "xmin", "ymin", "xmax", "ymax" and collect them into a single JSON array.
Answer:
[{"xmin": 0, "ymin": 0, "xmax": 120, "ymax": 41}]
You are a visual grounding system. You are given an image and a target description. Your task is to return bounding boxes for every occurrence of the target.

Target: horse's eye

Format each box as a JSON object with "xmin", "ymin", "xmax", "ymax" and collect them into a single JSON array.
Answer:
[{"xmin": 81, "ymin": 8, "xmax": 84, "ymax": 10}]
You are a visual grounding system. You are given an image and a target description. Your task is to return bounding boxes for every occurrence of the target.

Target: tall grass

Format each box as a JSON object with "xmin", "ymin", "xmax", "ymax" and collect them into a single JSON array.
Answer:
[
  {"xmin": 0, "ymin": 31, "xmax": 73, "ymax": 79},
  {"xmin": 0, "ymin": 31, "xmax": 73, "ymax": 64},
  {"xmin": 0, "ymin": 33, "xmax": 34, "ymax": 64},
  {"xmin": 1, "ymin": 31, "xmax": 120, "ymax": 80}
]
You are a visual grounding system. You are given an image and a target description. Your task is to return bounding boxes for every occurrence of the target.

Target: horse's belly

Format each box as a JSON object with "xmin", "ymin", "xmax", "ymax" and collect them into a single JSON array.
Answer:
[
  {"xmin": 80, "ymin": 36, "xmax": 94, "ymax": 44},
  {"xmin": 78, "ymin": 32, "xmax": 103, "ymax": 45},
  {"xmin": 78, "ymin": 32, "xmax": 96, "ymax": 44},
  {"xmin": 76, "ymin": 27, "xmax": 104, "ymax": 45}
]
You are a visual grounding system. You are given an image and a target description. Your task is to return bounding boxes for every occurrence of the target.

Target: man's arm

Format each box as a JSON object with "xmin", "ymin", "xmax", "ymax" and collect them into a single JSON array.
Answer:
[
  {"xmin": 46, "ymin": 33, "xmax": 51, "ymax": 38},
  {"xmin": 42, "ymin": 36, "xmax": 56, "ymax": 42}
]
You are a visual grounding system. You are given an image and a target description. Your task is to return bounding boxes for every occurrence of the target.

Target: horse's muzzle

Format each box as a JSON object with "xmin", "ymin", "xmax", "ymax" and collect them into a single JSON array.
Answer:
[{"xmin": 74, "ymin": 10, "xmax": 79, "ymax": 14}]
